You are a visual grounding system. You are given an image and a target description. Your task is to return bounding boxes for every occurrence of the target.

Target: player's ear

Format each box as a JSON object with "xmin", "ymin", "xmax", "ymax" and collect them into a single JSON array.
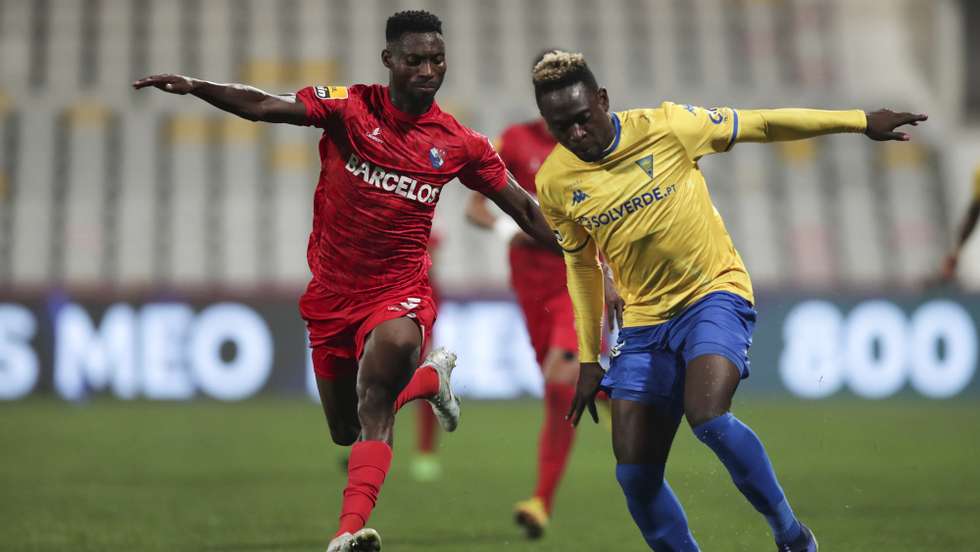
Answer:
[
  {"xmin": 381, "ymin": 47, "xmax": 393, "ymax": 69},
  {"xmin": 596, "ymin": 88, "xmax": 609, "ymax": 112}
]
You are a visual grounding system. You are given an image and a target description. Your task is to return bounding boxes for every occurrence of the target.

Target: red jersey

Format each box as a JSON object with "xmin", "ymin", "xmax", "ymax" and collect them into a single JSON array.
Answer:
[
  {"xmin": 496, "ymin": 120, "xmax": 566, "ymax": 300},
  {"xmin": 296, "ymin": 84, "xmax": 507, "ymax": 301}
]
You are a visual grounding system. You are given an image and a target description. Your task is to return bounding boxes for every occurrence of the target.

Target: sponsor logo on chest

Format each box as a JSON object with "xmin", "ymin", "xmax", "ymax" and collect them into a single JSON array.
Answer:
[
  {"xmin": 344, "ymin": 153, "xmax": 442, "ymax": 206},
  {"xmin": 575, "ymin": 183, "xmax": 678, "ymax": 231}
]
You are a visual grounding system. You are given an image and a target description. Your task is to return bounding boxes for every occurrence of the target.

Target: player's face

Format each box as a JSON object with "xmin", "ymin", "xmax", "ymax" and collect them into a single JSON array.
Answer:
[
  {"xmin": 383, "ymin": 32, "xmax": 447, "ymax": 104},
  {"xmin": 537, "ymin": 83, "xmax": 613, "ymax": 162}
]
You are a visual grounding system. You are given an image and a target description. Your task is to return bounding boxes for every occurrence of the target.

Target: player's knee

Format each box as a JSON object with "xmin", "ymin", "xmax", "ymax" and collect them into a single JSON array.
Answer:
[
  {"xmin": 542, "ymin": 348, "xmax": 578, "ymax": 384},
  {"xmin": 368, "ymin": 325, "xmax": 421, "ymax": 364},
  {"xmin": 328, "ymin": 424, "xmax": 359, "ymax": 446},
  {"xmin": 684, "ymin": 396, "xmax": 731, "ymax": 429},
  {"xmin": 615, "ymin": 464, "xmax": 666, "ymax": 499},
  {"xmin": 684, "ymin": 402, "xmax": 729, "ymax": 429}
]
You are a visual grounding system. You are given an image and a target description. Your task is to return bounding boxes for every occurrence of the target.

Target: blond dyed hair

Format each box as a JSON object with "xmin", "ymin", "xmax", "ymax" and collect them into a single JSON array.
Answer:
[{"xmin": 532, "ymin": 50, "xmax": 597, "ymax": 98}]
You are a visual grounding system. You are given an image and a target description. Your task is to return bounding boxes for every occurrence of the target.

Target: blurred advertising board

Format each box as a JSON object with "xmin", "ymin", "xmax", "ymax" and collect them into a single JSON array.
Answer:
[{"xmin": 1, "ymin": 291, "xmax": 977, "ymax": 401}]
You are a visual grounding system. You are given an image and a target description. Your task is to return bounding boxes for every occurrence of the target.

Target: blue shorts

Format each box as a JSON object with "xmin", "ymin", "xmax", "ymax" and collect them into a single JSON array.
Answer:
[{"xmin": 600, "ymin": 291, "xmax": 756, "ymax": 411}]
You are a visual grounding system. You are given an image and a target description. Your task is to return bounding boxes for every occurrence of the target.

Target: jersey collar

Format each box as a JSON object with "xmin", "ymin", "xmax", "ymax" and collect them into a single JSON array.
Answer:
[{"xmin": 599, "ymin": 112, "xmax": 622, "ymax": 159}]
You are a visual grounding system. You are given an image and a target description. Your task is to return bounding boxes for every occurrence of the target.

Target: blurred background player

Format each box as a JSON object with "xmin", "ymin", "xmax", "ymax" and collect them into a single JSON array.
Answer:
[
  {"xmin": 465, "ymin": 118, "xmax": 577, "ymax": 539},
  {"xmin": 411, "ymin": 232, "xmax": 443, "ymax": 482},
  {"xmin": 133, "ymin": 10, "xmax": 560, "ymax": 552},
  {"xmin": 534, "ymin": 50, "xmax": 926, "ymax": 551},
  {"xmin": 940, "ymin": 164, "xmax": 980, "ymax": 282}
]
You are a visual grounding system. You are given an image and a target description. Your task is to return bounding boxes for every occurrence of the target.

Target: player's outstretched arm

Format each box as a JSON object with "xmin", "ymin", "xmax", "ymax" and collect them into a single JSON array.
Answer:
[
  {"xmin": 736, "ymin": 108, "xmax": 927, "ymax": 144},
  {"xmin": 484, "ymin": 173, "xmax": 562, "ymax": 253},
  {"xmin": 132, "ymin": 74, "xmax": 307, "ymax": 125}
]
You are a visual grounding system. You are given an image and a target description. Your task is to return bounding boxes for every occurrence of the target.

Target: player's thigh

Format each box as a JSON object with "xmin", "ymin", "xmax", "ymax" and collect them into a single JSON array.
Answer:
[
  {"xmin": 312, "ymin": 349, "xmax": 360, "ymax": 445},
  {"xmin": 683, "ymin": 354, "xmax": 741, "ymax": 428},
  {"xmin": 358, "ymin": 316, "xmax": 423, "ymax": 399},
  {"xmin": 611, "ymin": 398, "xmax": 683, "ymax": 464}
]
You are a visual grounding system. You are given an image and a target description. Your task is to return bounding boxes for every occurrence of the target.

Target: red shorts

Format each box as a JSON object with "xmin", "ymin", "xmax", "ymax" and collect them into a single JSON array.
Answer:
[
  {"xmin": 515, "ymin": 289, "xmax": 579, "ymax": 367},
  {"xmin": 300, "ymin": 279, "xmax": 437, "ymax": 380}
]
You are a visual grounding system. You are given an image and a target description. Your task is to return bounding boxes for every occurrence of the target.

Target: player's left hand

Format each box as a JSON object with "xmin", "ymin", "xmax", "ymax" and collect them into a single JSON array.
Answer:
[
  {"xmin": 566, "ymin": 362, "xmax": 605, "ymax": 426},
  {"xmin": 132, "ymin": 73, "xmax": 198, "ymax": 95},
  {"xmin": 864, "ymin": 109, "xmax": 928, "ymax": 141}
]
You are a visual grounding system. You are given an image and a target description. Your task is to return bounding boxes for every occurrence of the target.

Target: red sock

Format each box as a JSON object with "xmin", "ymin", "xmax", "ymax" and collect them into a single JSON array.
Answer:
[
  {"xmin": 336, "ymin": 441, "xmax": 392, "ymax": 536},
  {"xmin": 393, "ymin": 365, "xmax": 439, "ymax": 412},
  {"xmin": 533, "ymin": 382, "xmax": 577, "ymax": 513},
  {"xmin": 416, "ymin": 401, "xmax": 438, "ymax": 453}
]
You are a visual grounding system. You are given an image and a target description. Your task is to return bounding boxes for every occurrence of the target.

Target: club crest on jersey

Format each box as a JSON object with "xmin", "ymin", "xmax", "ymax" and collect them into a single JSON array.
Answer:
[
  {"xmin": 571, "ymin": 189, "xmax": 589, "ymax": 205},
  {"xmin": 635, "ymin": 155, "xmax": 655, "ymax": 179},
  {"xmin": 428, "ymin": 147, "xmax": 446, "ymax": 169}
]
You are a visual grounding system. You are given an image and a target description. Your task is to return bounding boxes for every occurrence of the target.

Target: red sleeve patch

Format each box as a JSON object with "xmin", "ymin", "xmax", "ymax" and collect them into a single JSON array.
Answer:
[
  {"xmin": 296, "ymin": 85, "xmax": 350, "ymax": 128},
  {"xmin": 314, "ymin": 85, "xmax": 348, "ymax": 100}
]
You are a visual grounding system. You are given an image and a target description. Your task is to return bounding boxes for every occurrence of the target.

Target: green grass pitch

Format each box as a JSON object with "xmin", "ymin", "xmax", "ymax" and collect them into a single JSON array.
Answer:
[{"xmin": 2, "ymin": 397, "xmax": 978, "ymax": 551}]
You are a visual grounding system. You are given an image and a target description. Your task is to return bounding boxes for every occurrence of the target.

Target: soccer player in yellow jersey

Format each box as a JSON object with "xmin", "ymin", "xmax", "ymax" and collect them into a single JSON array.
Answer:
[
  {"xmin": 531, "ymin": 51, "xmax": 926, "ymax": 552},
  {"xmin": 940, "ymin": 165, "xmax": 980, "ymax": 281}
]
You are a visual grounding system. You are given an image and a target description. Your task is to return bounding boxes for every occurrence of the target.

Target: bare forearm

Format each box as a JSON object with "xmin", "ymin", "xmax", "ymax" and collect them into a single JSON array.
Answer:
[
  {"xmin": 189, "ymin": 80, "xmax": 289, "ymax": 122},
  {"xmin": 133, "ymin": 74, "xmax": 307, "ymax": 124},
  {"xmin": 489, "ymin": 178, "xmax": 561, "ymax": 253},
  {"xmin": 509, "ymin": 198, "xmax": 559, "ymax": 252}
]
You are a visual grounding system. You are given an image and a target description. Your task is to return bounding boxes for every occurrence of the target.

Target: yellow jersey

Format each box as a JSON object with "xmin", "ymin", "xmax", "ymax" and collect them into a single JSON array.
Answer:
[{"xmin": 537, "ymin": 102, "xmax": 867, "ymax": 361}]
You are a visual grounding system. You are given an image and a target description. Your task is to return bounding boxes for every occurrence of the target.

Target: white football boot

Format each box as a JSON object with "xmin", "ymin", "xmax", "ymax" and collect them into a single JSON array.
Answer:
[
  {"xmin": 420, "ymin": 347, "xmax": 460, "ymax": 432},
  {"xmin": 326, "ymin": 528, "xmax": 382, "ymax": 552}
]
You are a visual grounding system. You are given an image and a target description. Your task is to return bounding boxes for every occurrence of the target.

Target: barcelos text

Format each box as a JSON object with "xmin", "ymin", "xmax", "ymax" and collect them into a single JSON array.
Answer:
[{"xmin": 345, "ymin": 153, "xmax": 441, "ymax": 205}]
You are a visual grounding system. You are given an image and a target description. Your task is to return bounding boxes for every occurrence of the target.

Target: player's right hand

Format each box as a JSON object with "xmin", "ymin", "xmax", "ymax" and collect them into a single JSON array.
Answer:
[
  {"xmin": 566, "ymin": 362, "xmax": 605, "ymax": 426},
  {"xmin": 132, "ymin": 74, "xmax": 197, "ymax": 95}
]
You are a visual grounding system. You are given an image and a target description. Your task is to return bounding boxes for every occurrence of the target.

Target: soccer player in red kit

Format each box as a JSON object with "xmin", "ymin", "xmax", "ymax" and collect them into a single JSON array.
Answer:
[
  {"xmin": 133, "ymin": 11, "xmax": 559, "ymax": 552},
  {"xmin": 467, "ymin": 119, "xmax": 620, "ymax": 539}
]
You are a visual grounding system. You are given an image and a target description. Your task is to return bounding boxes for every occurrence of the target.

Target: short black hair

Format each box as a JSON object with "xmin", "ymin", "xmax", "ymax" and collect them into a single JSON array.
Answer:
[
  {"xmin": 532, "ymin": 50, "xmax": 598, "ymax": 100},
  {"xmin": 386, "ymin": 10, "xmax": 443, "ymax": 43}
]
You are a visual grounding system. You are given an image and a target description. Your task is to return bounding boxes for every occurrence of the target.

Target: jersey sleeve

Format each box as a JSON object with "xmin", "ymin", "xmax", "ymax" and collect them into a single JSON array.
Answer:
[
  {"xmin": 537, "ymin": 175, "xmax": 603, "ymax": 362},
  {"xmin": 457, "ymin": 134, "xmax": 508, "ymax": 195},
  {"xmin": 294, "ymin": 85, "xmax": 350, "ymax": 128},
  {"xmin": 736, "ymin": 108, "xmax": 866, "ymax": 143},
  {"xmin": 662, "ymin": 101, "xmax": 739, "ymax": 160},
  {"xmin": 536, "ymin": 174, "xmax": 592, "ymax": 255}
]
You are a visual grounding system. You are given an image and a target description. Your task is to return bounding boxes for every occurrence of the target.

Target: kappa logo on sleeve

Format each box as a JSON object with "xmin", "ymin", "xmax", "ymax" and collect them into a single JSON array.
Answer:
[{"xmin": 314, "ymin": 85, "xmax": 348, "ymax": 100}]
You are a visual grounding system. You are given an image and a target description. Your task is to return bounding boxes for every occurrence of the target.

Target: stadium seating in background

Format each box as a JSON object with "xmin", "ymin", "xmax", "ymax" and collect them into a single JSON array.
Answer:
[{"xmin": 0, "ymin": 0, "xmax": 963, "ymax": 293}]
